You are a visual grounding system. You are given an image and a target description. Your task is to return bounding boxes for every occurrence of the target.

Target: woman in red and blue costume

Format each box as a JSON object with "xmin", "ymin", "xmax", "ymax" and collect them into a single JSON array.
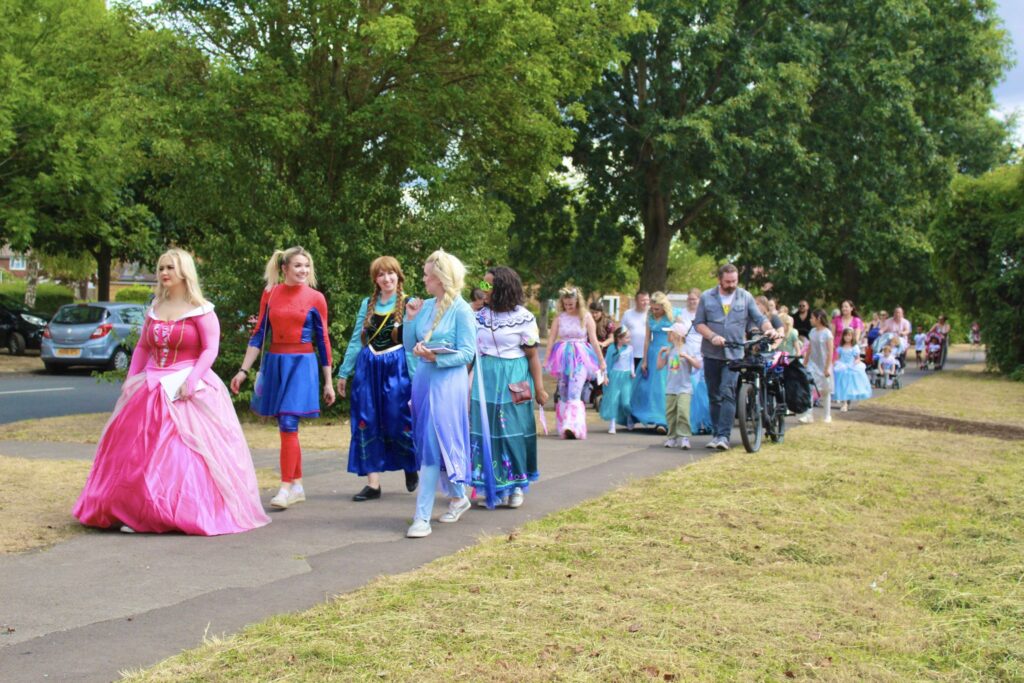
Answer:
[{"xmin": 231, "ymin": 247, "xmax": 335, "ymax": 510}]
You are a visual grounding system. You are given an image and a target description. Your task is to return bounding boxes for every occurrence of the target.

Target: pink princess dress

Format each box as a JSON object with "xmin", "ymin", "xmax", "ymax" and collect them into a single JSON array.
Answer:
[
  {"xmin": 544, "ymin": 313, "xmax": 601, "ymax": 439},
  {"xmin": 73, "ymin": 304, "xmax": 270, "ymax": 535}
]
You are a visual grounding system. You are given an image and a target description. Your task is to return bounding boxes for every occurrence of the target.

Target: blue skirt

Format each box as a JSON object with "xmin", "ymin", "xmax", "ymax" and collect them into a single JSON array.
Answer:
[
  {"xmin": 347, "ymin": 346, "xmax": 416, "ymax": 475},
  {"xmin": 599, "ymin": 369, "xmax": 634, "ymax": 424},
  {"xmin": 630, "ymin": 344, "xmax": 669, "ymax": 427},
  {"xmin": 411, "ymin": 361, "xmax": 471, "ymax": 487},
  {"xmin": 689, "ymin": 369, "xmax": 712, "ymax": 434},
  {"xmin": 470, "ymin": 355, "xmax": 538, "ymax": 506},
  {"xmin": 251, "ymin": 352, "xmax": 321, "ymax": 418},
  {"xmin": 834, "ymin": 362, "xmax": 872, "ymax": 401}
]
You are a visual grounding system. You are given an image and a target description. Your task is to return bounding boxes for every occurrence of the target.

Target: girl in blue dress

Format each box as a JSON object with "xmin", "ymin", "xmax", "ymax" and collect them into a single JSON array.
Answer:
[
  {"xmin": 834, "ymin": 327, "xmax": 872, "ymax": 411},
  {"xmin": 403, "ymin": 250, "xmax": 476, "ymax": 539},
  {"xmin": 336, "ymin": 256, "xmax": 418, "ymax": 501},
  {"xmin": 599, "ymin": 327, "xmax": 635, "ymax": 433},
  {"xmin": 630, "ymin": 291, "xmax": 674, "ymax": 433}
]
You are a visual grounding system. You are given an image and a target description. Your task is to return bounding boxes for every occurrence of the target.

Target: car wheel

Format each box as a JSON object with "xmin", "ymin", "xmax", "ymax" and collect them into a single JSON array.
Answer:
[
  {"xmin": 7, "ymin": 332, "xmax": 26, "ymax": 356},
  {"xmin": 43, "ymin": 361, "xmax": 67, "ymax": 374},
  {"xmin": 108, "ymin": 347, "xmax": 130, "ymax": 371}
]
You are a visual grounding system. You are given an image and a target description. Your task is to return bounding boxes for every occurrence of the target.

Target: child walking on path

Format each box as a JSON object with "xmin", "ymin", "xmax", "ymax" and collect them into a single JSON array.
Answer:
[
  {"xmin": 600, "ymin": 327, "xmax": 635, "ymax": 434},
  {"xmin": 833, "ymin": 327, "xmax": 872, "ymax": 411},
  {"xmin": 657, "ymin": 321, "xmax": 702, "ymax": 449},
  {"xmin": 801, "ymin": 309, "xmax": 834, "ymax": 424}
]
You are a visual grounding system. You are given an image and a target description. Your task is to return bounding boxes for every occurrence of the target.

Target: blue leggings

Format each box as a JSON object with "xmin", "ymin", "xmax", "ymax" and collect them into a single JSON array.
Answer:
[
  {"xmin": 415, "ymin": 461, "xmax": 465, "ymax": 522},
  {"xmin": 278, "ymin": 415, "xmax": 300, "ymax": 433}
]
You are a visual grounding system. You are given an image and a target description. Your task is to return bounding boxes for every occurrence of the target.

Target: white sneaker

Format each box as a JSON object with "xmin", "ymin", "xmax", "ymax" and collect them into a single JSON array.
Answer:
[
  {"xmin": 119, "ymin": 525, "xmax": 135, "ymax": 534},
  {"xmin": 663, "ymin": 437, "xmax": 679, "ymax": 448},
  {"xmin": 508, "ymin": 487, "xmax": 525, "ymax": 509},
  {"xmin": 841, "ymin": 402, "xmax": 849, "ymax": 412},
  {"xmin": 287, "ymin": 487, "xmax": 306, "ymax": 505},
  {"xmin": 823, "ymin": 416, "xmax": 833, "ymax": 423},
  {"xmin": 798, "ymin": 412, "xmax": 814, "ymax": 424},
  {"xmin": 608, "ymin": 425, "xmax": 617, "ymax": 434},
  {"xmin": 270, "ymin": 488, "xmax": 291, "ymax": 509},
  {"xmin": 705, "ymin": 437, "xmax": 720, "ymax": 449},
  {"xmin": 406, "ymin": 519, "xmax": 432, "ymax": 538},
  {"xmin": 715, "ymin": 440, "xmax": 730, "ymax": 451},
  {"xmin": 438, "ymin": 497, "xmax": 471, "ymax": 523},
  {"xmin": 679, "ymin": 438, "xmax": 691, "ymax": 450}
]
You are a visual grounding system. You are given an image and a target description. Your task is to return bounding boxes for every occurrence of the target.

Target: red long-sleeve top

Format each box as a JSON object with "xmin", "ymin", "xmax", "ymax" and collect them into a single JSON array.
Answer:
[{"xmin": 249, "ymin": 284, "xmax": 332, "ymax": 367}]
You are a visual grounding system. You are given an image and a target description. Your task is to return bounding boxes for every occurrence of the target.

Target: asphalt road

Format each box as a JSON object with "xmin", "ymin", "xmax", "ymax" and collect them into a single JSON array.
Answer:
[{"xmin": 0, "ymin": 370, "xmax": 122, "ymax": 424}]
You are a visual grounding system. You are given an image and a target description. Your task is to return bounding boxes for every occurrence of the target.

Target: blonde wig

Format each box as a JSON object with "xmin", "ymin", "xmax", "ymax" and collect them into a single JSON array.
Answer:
[
  {"xmin": 155, "ymin": 248, "xmax": 208, "ymax": 306},
  {"xmin": 423, "ymin": 249, "xmax": 466, "ymax": 342},
  {"xmin": 649, "ymin": 291, "xmax": 675, "ymax": 322},
  {"xmin": 557, "ymin": 285, "xmax": 587, "ymax": 323},
  {"xmin": 263, "ymin": 246, "xmax": 317, "ymax": 290}
]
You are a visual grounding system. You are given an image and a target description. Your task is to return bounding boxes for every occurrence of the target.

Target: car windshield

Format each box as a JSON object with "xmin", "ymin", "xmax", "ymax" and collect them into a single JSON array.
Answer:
[{"xmin": 53, "ymin": 306, "xmax": 107, "ymax": 325}]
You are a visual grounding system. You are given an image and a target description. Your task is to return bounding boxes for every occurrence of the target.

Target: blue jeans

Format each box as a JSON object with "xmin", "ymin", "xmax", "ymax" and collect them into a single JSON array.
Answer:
[
  {"xmin": 415, "ymin": 460, "xmax": 465, "ymax": 523},
  {"xmin": 704, "ymin": 357, "xmax": 739, "ymax": 440}
]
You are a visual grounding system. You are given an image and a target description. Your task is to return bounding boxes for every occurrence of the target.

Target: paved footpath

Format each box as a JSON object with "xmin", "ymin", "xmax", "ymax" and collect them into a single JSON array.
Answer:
[{"xmin": 0, "ymin": 352, "xmax": 963, "ymax": 682}]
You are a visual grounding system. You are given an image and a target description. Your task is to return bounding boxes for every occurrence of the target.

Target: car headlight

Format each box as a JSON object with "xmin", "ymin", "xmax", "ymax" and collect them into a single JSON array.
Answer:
[{"xmin": 21, "ymin": 313, "xmax": 46, "ymax": 326}]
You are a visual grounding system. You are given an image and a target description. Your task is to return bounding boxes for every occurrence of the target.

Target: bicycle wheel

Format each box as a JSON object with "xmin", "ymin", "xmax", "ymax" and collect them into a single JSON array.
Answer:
[
  {"xmin": 737, "ymin": 382, "xmax": 762, "ymax": 453},
  {"xmin": 768, "ymin": 391, "xmax": 786, "ymax": 443}
]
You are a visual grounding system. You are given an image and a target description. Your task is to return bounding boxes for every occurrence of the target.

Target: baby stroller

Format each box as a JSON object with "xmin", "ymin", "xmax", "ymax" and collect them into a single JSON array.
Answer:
[
  {"xmin": 871, "ymin": 353, "xmax": 903, "ymax": 389},
  {"xmin": 923, "ymin": 330, "xmax": 946, "ymax": 370}
]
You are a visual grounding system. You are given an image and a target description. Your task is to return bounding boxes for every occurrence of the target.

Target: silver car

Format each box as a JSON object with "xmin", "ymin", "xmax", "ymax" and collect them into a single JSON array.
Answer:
[{"xmin": 41, "ymin": 303, "xmax": 146, "ymax": 372}]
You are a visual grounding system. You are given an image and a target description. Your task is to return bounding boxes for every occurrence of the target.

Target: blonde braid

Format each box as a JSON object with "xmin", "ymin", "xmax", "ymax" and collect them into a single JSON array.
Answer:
[{"xmin": 423, "ymin": 291, "xmax": 454, "ymax": 343}]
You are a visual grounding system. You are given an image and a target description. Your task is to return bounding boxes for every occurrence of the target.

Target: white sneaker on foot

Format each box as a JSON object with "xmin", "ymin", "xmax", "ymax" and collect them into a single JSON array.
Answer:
[
  {"xmin": 798, "ymin": 412, "xmax": 813, "ymax": 424},
  {"xmin": 608, "ymin": 426, "xmax": 617, "ymax": 434},
  {"xmin": 287, "ymin": 487, "xmax": 305, "ymax": 505},
  {"xmin": 679, "ymin": 438, "xmax": 691, "ymax": 450},
  {"xmin": 841, "ymin": 402, "xmax": 849, "ymax": 412},
  {"xmin": 508, "ymin": 487, "xmax": 524, "ymax": 509},
  {"xmin": 823, "ymin": 415, "xmax": 833, "ymax": 423},
  {"xmin": 715, "ymin": 439, "xmax": 730, "ymax": 451},
  {"xmin": 705, "ymin": 437, "xmax": 720, "ymax": 449},
  {"xmin": 119, "ymin": 525, "xmax": 135, "ymax": 534},
  {"xmin": 406, "ymin": 519, "xmax": 431, "ymax": 538},
  {"xmin": 438, "ymin": 497, "xmax": 471, "ymax": 523},
  {"xmin": 270, "ymin": 488, "xmax": 291, "ymax": 509},
  {"xmin": 663, "ymin": 437, "xmax": 679, "ymax": 448}
]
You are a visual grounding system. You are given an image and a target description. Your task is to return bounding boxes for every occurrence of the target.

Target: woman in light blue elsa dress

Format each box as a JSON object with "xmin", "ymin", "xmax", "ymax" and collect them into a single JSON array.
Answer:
[
  {"xmin": 402, "ymin": 250, "xmax": 476, "ymax": 539},
  {"xmin": 629, "ymin": 291, "xmax": 674, "ymax": 433}
]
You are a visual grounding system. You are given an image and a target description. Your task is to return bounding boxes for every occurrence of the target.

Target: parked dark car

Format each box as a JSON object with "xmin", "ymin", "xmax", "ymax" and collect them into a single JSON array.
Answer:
[
  {"xmin": 41, "ymin": 303, "xmax": 146, "ymax": 372},
  {"xmin": 0, "ymin": 296, "xmax": 47, "ymax": 355}
]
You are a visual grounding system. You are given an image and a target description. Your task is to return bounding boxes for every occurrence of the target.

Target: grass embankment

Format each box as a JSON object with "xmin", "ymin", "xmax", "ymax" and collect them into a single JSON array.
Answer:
[
  {"xmin": 0, "ymin": 462, "xmax": 281, "ymax": 554},
  {"xmin": 0, "ymin": 413, "xmax": 349, "ymax": 451},
  {"xmin": 128, "ymin": 370, "xmax": 1024, "ymax": 681}
]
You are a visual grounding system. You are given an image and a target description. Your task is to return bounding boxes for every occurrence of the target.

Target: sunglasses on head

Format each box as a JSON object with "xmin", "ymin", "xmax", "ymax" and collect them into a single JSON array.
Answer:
[{"xmin": 478, "ymin": 280, "xmax": 492, "ymax": 292}]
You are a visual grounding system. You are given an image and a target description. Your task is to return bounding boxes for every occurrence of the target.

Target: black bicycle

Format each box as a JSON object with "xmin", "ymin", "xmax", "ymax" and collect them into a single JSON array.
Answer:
[{"xmin": 726, "ymin": 336, "xmax": 787, "ymax": 453}]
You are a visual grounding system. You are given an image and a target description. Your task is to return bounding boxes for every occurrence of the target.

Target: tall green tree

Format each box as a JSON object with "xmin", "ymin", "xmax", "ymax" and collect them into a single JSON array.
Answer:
[
  {"xmin": 570, "ymin": 0, "xmax": 1010, "ymax": 305},
  {"xmin": 0, "ymin": 0, "xmax": 180, "ymax": 300},
  {"xmin": 931, "ymin": 165, "xmax": 1024, "ymax": 376}
]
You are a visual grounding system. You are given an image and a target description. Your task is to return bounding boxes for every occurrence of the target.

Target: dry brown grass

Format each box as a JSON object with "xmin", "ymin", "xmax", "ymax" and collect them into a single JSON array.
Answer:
[
  {"xmin": 0, "ymin": 413, "xmax": 350, "ymax": 452},
  {"xmin": 0, "ymin": 458, "xmax": 280, "ymax": 555},
  {"xmin": 128, "ymin": 374, "xmax": 1024, "ymax": 682}
]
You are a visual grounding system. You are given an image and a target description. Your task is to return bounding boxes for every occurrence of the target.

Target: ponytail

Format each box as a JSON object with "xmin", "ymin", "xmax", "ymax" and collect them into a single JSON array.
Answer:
[{"xmin": 263, "ymin": 250, "xmax": 287, "ymax": 291}]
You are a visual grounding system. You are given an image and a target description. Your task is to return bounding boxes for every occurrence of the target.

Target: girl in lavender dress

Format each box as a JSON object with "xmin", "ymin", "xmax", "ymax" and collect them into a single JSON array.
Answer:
[
  {"xmin": 544, "ymin": 286, "xmax": 606, "ymax": 439},
  {"xmin": 73, "ymin": 249, "xmax": 269, "ymax": 535}
]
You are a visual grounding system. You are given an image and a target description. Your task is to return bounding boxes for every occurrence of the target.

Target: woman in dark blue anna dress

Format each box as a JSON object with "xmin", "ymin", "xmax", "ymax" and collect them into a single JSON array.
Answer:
[{"xmin": 337, "ymin": 256, "xmax": 418, "ymax": 501}]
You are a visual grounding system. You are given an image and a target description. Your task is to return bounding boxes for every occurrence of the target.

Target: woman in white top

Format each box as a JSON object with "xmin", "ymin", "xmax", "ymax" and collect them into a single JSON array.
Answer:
[{"xmin": 470, "ymin": 267, "xmax": 549, "ymax": 509}]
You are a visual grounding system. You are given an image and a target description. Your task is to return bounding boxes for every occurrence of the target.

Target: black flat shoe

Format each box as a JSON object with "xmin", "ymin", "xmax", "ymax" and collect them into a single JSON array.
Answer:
[
  {"xmin": 405, "ymin": 470, "xmax": 419, "ymax": 493},
  {"xmin": 353, "ymin": 485, "xmax": 381, "ymax": 501}
]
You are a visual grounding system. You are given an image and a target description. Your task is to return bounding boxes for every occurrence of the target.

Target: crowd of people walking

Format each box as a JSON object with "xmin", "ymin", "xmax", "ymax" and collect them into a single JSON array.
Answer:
[{"xmin": 71, "ymin": 248, "xmax": 952, "ymax": 540}]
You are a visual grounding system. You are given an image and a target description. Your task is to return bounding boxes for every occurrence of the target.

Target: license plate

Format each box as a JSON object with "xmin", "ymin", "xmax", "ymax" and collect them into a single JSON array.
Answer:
[{"xmin": 56, "ymin": 348, "xmax": 82, "ymax": 358}]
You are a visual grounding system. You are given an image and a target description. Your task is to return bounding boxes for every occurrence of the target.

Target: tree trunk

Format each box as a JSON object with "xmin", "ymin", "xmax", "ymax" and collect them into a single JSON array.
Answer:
[
  {"xmin": 23, "ymin": 258, "xmax": 40, "ymax": 309},
  {"xmin": 95, "ymin": 244, "xmax": 112, "ymax": 302},
  {"xmin": 840, "ymin": 255, "xmax": 861, "ymax": 306},
  {"xmin": 639, "ymin": 164, "xmax": 672, "ymax": 292}
]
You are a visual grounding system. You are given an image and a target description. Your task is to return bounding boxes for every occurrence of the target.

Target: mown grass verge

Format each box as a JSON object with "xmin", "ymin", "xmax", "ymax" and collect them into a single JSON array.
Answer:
[{"xmin": 127, "ymin": 370, "xmax": 1024, "ymax": 681}]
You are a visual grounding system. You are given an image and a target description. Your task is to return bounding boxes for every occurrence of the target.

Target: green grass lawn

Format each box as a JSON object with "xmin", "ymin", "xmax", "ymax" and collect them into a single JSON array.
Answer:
[{"xmin": 125, "ymin": 368, "xmax": 1024, "ymax": 681}]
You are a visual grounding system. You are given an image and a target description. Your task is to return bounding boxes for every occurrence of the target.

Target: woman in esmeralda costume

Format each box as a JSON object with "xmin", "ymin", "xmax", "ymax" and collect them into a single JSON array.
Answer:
[
  {"xmin": 470, "ymin": 266, "xmax": 548, "ymax": 510},
  {"xmin": 630, "ymin": 291, "xmax": 675, "ymax": 433},
  {"xmin": 403, "ymin": 250, "xmax": 477, "ymax": 539},
  {"xmin": 336, "ymin": 256, "xmax": 418, "ymax": 502}
]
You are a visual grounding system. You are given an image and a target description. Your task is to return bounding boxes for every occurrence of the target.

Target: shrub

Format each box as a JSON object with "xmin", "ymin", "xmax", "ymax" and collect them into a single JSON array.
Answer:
[
  {"xmin": 115, "ymin": 284, "xmax": 154, "ymax": 304},
  {"xmin": 0, "ymin": 281, "xmax": 75, "ymax": 317}
]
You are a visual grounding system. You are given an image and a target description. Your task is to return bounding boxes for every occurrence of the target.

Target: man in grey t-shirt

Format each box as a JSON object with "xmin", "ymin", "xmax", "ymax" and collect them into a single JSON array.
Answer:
[{"xmin": 693, "ymin": 264, "xmax": 777, "ymax": 450}]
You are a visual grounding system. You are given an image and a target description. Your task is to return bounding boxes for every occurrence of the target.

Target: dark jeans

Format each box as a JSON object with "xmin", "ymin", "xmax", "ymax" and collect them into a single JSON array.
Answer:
[{"xmin": 704, "ymin": 357, "xmax": 739, "ymax": 440}]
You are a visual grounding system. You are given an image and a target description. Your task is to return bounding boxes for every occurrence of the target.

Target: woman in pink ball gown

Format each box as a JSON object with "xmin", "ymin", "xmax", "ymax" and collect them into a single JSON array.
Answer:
[{"xmin": 73, "ymin": 249, "xmax": 270, "ymax": 535}]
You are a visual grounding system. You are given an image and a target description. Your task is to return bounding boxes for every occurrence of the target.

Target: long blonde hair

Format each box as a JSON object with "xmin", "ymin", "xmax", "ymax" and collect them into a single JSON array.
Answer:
[
  {"xmin": 155, "ymin": 248, "xmax": 208, "ymax": 306},
  {"xmin": 263, "ymin": 246, "xmax": 317, "ymax": 290},
  {"xmin": 650, "ymin": 291, "xmax": 675, "ymax": 322},
  {"xmin": 423, "ymin": 249, "xmax": 466, "ymax": 342},
  {"xmin": 363, "ymin": 255, "xmax": 406, "ymax": 345},
  {"xmin": 557, "ymin": 285, "xmax": 587, "ymax": 323}
]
